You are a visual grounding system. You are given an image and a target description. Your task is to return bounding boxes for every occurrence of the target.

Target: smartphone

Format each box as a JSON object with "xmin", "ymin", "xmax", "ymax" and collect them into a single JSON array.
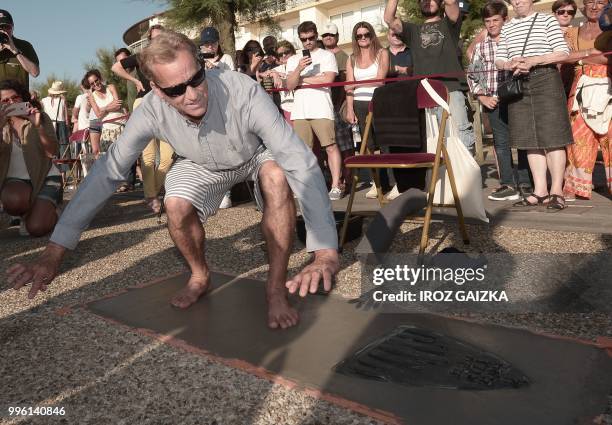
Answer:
[
  {"xmin": 302, "ymin": 49, "xmax": 311, "ymax": 58},
  {"xmin": 5, "ymin": 102, "xmax": 31, "ymax": 117}
]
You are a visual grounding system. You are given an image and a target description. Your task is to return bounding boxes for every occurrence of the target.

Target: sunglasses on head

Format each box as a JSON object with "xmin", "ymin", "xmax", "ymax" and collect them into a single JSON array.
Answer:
[
  {"xmin": 555, "ymin": 9, "xmax": 576, "ymax": 15},
  {"xmin": 157, "ymin": 66, "xmax": 206, "ymax": 98},
  {"xmin": 299, "ymin": 35, "xmax": 317, "ymax": 42},
  {"xmin": 356, "ymin": 33, "xmax": 372, "ymax": 40}
]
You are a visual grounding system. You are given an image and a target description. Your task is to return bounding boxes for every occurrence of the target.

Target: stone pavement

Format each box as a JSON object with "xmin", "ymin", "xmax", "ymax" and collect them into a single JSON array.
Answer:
[{"xmin": 1, "ymin": 166, "xmax": 611, "ymax": 424}]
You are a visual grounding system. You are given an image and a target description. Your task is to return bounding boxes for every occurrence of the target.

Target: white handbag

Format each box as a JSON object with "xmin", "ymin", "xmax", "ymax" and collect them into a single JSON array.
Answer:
[{"xmin": 421, "ymin": 79, "xmax": 489, "ymax": 223}]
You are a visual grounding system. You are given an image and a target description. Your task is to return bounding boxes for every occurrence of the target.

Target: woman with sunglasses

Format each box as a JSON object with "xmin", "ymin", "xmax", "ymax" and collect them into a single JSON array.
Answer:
[
  {"xmin": 553, "ymin": 0, "xmax": 579, "ymax": 94},
  {"xmin": 83, "ymin": 69, "xmax": 125, "ymax": 157},
  {"xmin": 552, "ymin": 0, "xmax": 578, "ymax": 33},
  {"xmin": 0, "ymin": 79, "xmax": 60, "ymax": 237},
  {"xmin": 268, "ymin": 40, "xmax": 296, "ymax": 124},
  {"xmin": 344, "ymin": 21, "xmax": 391, "ymax": 199},
  {"xmin": 560, "ymin": 0, "xmax": 610, "ymax": 200}
]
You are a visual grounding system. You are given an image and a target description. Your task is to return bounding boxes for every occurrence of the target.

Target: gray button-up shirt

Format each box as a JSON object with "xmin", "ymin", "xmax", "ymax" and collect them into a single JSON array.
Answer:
[{"xmin": 50, "ymin": 69, "xmax": 337, "ymax": 252}]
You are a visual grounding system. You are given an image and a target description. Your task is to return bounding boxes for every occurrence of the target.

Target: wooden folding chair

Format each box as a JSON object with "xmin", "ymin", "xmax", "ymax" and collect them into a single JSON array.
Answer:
[{"xmin": 339, "ymin": 79, "xmax": 469, "ymax": 257}]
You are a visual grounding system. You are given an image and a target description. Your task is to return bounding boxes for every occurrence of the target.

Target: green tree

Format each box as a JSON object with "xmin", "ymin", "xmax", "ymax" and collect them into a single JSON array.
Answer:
[
  {"xmin": 32, "ymin": 74, "xmax": 81, "ymax": 109},
  {"xmin": 151, "ymin": 0, "xmax": 273, "ymax": 57},
  {"xmin": 399, "ymin": 0, "xmax": 486, "ymax": 40}
]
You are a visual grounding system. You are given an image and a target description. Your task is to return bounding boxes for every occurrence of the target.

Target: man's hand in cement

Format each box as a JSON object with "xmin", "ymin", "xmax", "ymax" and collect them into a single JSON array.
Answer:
[
  {"xmin": 286, "ymin": 248, "xmax": 339, "ymax": 297},
  {"xmin": 7, "ymin": 243, "xmax": 65, "ymax": 299}
]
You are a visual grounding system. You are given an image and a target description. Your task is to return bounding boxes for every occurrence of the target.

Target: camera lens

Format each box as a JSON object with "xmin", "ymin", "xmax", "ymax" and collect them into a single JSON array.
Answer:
[{"xmin": 0, "ymin": 32, "xmax": 9, "ymax": 44}]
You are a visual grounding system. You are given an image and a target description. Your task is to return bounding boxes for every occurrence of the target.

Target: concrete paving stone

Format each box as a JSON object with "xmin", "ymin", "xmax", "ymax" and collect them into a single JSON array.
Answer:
[{"xmin": 1, "ymin": 192, "xmax": 611, "ymax": 423}]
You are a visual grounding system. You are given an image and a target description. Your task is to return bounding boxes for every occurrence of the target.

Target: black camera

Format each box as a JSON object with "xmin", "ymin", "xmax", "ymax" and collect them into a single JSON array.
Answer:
[
  {"xmin": 198, "ymin": 51, "xmax": 216, "ymax": 60},
  {"xmin": 0, "ymin": 31, "xmax": 9, "ymax": 45}
]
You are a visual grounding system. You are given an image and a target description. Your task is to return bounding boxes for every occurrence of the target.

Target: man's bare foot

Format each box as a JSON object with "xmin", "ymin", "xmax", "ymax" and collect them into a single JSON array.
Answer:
[
  {"xmin": 267, "ymin": 293, "xmax": 299, "ymax": 329},
  {"xmin": 170, "ymin": 275, "xmax": 209, "ymax": 309}
]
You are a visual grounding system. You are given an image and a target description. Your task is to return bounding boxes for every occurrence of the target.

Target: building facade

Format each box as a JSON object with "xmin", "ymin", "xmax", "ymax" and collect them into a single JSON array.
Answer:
[{"xmin": 122, "ymin": 0, "xmax": 578, "ymax": 54}]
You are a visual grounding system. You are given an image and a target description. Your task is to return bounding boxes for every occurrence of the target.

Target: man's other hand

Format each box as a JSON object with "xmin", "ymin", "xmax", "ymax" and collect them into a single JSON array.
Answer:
[
  {"xmin": 286, "ymin": 248, "xmax": 339, "ymax": 297},
  {"xmin": 7, "ymin": 243, "xmax": 65, "ymax": 299}
]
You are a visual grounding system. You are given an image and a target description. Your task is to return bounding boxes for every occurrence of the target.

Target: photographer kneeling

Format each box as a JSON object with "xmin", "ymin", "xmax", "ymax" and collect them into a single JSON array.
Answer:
[{"xmin": 0, "ymin": 79, "xmax": 60, "ymax": 236}]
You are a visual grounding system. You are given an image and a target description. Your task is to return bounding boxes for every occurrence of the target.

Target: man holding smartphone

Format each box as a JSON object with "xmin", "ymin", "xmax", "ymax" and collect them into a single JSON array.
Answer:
[
  {"xmin": 0, "ymin": 9, "xmax": 39, "ymax": 89},
  {"xmin": 286, "ymin": 21, "xmax": 343, "ymax": 200}
]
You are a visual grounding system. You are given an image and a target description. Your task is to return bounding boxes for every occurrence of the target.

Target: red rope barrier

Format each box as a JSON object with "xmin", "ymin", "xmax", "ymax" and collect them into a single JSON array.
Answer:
[
  {"xmin": 266, "ymin": 50, "xmax": 612, "ymax": 92},
  {"xmin": 101, "ymin": 114, "xmax": 129, "ymax": 125}
]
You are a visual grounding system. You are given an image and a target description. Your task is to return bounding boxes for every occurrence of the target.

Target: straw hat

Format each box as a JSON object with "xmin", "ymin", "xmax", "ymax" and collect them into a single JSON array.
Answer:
[{"xmin": 48, "ymin": 81, "xmax": 67, "ymax": 95}]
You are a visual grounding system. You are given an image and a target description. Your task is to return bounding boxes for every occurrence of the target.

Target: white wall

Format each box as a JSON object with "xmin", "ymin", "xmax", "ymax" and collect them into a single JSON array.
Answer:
[{"xmin": 235, "ymin": 0, "xmax": 386, "ymax": 49}]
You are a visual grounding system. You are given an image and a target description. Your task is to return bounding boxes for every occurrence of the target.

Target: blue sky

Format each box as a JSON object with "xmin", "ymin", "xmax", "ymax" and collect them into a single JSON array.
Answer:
[{"xmin": 6, "ymin": 0, "xmax": 164, "ymax": 86}]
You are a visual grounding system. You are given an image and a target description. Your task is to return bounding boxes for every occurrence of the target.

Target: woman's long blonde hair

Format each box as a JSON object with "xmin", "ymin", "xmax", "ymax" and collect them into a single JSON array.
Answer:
[{"xmin": 351, "ymin": 21, "xmax": 382, "ymax": 63}]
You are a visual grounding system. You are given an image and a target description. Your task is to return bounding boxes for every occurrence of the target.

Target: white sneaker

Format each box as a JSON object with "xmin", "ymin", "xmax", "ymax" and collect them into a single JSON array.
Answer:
[
  {"xmin": 19, "ymin": 220, "xmax": 29, "ymax": 236},
  {"xmin": 384, "ymin": 185, "xmax": 401, "ymax": 201},
  {"xmin": 328, "ymin": 187, "xmax": 344, "ymax": 201},
  {"xmin": 365, "ymin": 182, "xmax": 378, "ymax": 199},
  {"xmin": 219, "ymin": 193, "xmax": 232, "ymax": 209}
]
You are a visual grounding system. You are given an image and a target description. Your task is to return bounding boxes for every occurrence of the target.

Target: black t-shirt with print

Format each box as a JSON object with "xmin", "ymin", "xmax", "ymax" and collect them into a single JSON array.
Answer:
[{"xmin": 400, "ymin": 16, "xmax": 466, "ymax": 92}]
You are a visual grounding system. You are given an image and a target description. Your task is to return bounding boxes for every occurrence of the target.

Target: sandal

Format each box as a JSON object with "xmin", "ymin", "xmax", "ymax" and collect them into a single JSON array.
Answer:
[
  {"xmin": 512, "ymin": 194, "xmax": 549, "ymax": 207},
  {"xmin": 547, "ymin": 194, "xmax": 567, "ymax": 211}
]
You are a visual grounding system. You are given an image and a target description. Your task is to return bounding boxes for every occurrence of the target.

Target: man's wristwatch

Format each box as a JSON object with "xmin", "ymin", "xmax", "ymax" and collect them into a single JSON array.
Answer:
[{"xmin": 12, "ymin": 49, "xmax": 22, "ymax": 57}]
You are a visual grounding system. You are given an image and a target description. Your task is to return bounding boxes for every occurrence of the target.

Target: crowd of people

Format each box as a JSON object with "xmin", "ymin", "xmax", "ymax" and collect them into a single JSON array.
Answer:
[{"xmin": 0, "ymin": 2, "xmax": 611, "ymax": 327}]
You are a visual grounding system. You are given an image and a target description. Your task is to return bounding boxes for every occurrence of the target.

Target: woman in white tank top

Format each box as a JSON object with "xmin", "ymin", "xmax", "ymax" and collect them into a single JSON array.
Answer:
[
  {"xmin": 344, "ymin": 21, "xmax": 391, "ymax": 199},
  {"xmin": 345, "ymin": 21, "xmax": 389, "ymax": 136},
  {"xmin": 84, "ymin": 69, "xmax": 126, "ymax": 155}
]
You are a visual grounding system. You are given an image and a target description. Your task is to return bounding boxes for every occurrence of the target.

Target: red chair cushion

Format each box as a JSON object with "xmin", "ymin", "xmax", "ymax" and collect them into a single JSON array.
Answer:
[
  {"xmin": 69, "ymin": 129, "xmax": 89, "ymax": 143},
  {"xmin": 345, "ymin": 153, "xmax": 436, "ymax": 166}
]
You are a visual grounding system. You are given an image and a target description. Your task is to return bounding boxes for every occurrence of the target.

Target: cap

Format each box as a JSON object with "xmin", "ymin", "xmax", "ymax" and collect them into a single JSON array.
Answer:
[
  {"xmin": 0, "ymin": 9, "xmax": 13, "ymax": 26},
  {"xmin": 322, "ymin": 22, "xmax": 338, "ymax": 35},
  {"xmin": 200, "ymin": 27, "xmax": 220, "ymax": 44}
]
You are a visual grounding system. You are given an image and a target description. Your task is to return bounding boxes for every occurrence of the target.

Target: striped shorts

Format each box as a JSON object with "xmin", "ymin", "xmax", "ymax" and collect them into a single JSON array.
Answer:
[{"xmin": 164, "ymin": 148, "xmax": 274, "ymax": 223}]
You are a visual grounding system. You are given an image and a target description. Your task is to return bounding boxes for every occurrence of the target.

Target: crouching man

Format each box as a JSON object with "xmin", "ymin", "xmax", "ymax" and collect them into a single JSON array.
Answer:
[{"xmin": 7, "ymin": 31, "xmax": 339, "ymax": 330}]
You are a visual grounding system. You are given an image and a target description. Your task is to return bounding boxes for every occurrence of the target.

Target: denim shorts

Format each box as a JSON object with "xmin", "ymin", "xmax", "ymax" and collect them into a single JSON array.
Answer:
[
  {"xmin": 5, "ymin": 175, "xmax": 63, "ymax": 206},
  {"xmin": 89, "ymin": 119, "xmax": 102, "ymax": 134}
]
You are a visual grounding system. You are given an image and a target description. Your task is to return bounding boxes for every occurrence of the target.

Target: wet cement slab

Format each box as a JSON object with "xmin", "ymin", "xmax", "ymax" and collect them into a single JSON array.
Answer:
[{"xmin": 86, "ymin": 272, "xmax": 612, "ymax": 425}]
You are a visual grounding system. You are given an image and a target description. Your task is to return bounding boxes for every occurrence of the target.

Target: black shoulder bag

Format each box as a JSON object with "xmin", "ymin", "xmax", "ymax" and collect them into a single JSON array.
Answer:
[{"xmin": 498, "ymin": 13, "xmax": 538, "ymax": 103}]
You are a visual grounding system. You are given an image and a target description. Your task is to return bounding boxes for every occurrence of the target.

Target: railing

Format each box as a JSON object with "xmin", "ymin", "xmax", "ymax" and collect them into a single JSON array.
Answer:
[
  {"xmin": 238, "ymin": 0, "xmax": 314, "ymax": 21},
  {"xmin": 128, "ymin": 38, "xmax": 150, "ymax": 54}
]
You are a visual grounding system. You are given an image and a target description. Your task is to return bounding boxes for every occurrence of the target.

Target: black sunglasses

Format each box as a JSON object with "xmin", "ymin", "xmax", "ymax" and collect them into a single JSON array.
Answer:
[
  {"xmin": 555, "ymin": 9, "xmax": 576, "ymax": 15},
  {"xmin": 299, "ymin": 35, "xmax": 317, "ymax": 42},
  {"xmin": 356, "ymin": 33, "xmax": 372, "ymax": 40},
  {"xmin": 157, "ymin": 67, "xmax": 206, "ymax": 98},
  {"xmin": 321, "ymin": 33, "xmax": 337, "ymax": 38}
]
